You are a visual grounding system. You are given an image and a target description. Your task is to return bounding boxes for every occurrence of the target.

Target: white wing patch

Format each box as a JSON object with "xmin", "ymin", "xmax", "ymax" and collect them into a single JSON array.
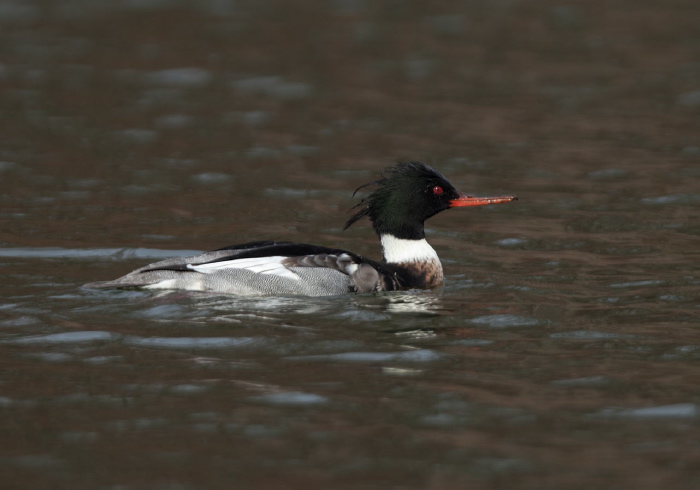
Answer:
[
  {"xmin": 344, "ymin": 260, "xmax": 359, "ymax": 275},
  {"xmin": 187, "ymin": 256, "xmax": 300, "ymax": 281}
]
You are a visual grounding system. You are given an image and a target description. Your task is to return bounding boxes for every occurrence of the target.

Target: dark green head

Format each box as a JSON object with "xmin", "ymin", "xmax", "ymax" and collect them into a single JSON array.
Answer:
[{"xmin": 344, "ymin": 161, "xmax": 517, "ymax": 240}]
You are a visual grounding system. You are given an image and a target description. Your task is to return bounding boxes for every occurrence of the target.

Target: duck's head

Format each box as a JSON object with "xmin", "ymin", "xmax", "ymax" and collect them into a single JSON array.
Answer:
[{"xmin": 344, "ymin": 161, "xmax": 517, "ymax": 239}]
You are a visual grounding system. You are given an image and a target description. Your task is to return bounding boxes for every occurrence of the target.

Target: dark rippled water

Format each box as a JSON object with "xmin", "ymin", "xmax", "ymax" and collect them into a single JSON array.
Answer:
[{"xmin": 1, "ymin": 1, "xmax": 699, "ymax": 489}]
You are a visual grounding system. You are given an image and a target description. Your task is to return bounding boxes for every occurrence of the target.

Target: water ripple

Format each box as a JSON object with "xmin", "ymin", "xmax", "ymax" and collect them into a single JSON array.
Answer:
[
  {"xmin": 3, "ymin": 331, "xmax": 116, "ymax": 344},
  {"xmin": 123, "ymin": 336, "xmax": 260, "ymax": 349},
  {"xmin": 251, "ymin": 392, "xmax": 329, "ymax": 406},
  {"xmin": 0, "ymin": 247, "xmax": 201, "ymax": 260},
  {"xmin": 287, "ymin": 349, "xmax": 444, "ymax": 363},
  {"xmin": 597, "ymin": 403, "xmax": 698, "ymax": 419},
  {"xmin": 469, "ymin": 314, "xmax": 539, "ymax": 328}
]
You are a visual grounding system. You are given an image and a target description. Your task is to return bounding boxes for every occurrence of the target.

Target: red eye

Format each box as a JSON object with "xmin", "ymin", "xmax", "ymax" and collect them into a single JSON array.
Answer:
[{"xmin": 432, "ymin": 186, "xmax": 443, "ymax": 195}]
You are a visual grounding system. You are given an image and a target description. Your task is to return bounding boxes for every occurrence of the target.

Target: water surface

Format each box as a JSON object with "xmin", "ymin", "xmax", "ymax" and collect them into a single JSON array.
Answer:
[{"xmin": 1, "ymin": 1, "xmax": 699, "ymax": 489}]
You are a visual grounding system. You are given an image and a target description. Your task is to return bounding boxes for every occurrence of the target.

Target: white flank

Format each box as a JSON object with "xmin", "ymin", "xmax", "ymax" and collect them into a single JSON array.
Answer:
[
  {"xmin": 144, "ymin": 279, "xmax": 178, "ymax": 290},
  {"xmin": 187, "ymin": 256, "xmax": 300, "ymax": 281},
  {"xmin": 145, "ymin": 279, "xmax": 206, "ymax": 291},
  {"xmin": 380, "ymin": 234, "xmax": 440, "ymax": 264}
]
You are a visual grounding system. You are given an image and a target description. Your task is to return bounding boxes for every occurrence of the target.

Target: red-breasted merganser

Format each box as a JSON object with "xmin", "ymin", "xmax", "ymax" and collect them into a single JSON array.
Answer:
[{"xmin": 86, "ymin": 162, "xmax": 517, "ymax": 296}]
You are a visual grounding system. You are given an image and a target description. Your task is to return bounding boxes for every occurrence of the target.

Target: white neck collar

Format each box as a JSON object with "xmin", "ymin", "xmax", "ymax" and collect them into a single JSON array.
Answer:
[{"xmin": 380, "ymin": 234, "xmax": 440, "ymax": 264}]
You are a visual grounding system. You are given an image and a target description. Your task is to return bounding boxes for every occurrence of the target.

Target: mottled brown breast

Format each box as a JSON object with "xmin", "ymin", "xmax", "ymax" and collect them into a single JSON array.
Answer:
[{"xmin": 400, "ymin": 259, "xmax": 444, "ymax": 289}]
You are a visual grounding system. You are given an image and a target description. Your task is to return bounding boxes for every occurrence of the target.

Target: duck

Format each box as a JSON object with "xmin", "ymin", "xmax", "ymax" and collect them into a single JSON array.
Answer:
[{"xmin": 85, "ymin": 162, "xmax": 517, "ymax": 296}]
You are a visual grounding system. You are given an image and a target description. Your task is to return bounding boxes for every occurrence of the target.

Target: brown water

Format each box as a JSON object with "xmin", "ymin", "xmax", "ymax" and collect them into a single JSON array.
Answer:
[{"xmin": 1, "ymin": 1, "xmax": 699, "ymax": 489}]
